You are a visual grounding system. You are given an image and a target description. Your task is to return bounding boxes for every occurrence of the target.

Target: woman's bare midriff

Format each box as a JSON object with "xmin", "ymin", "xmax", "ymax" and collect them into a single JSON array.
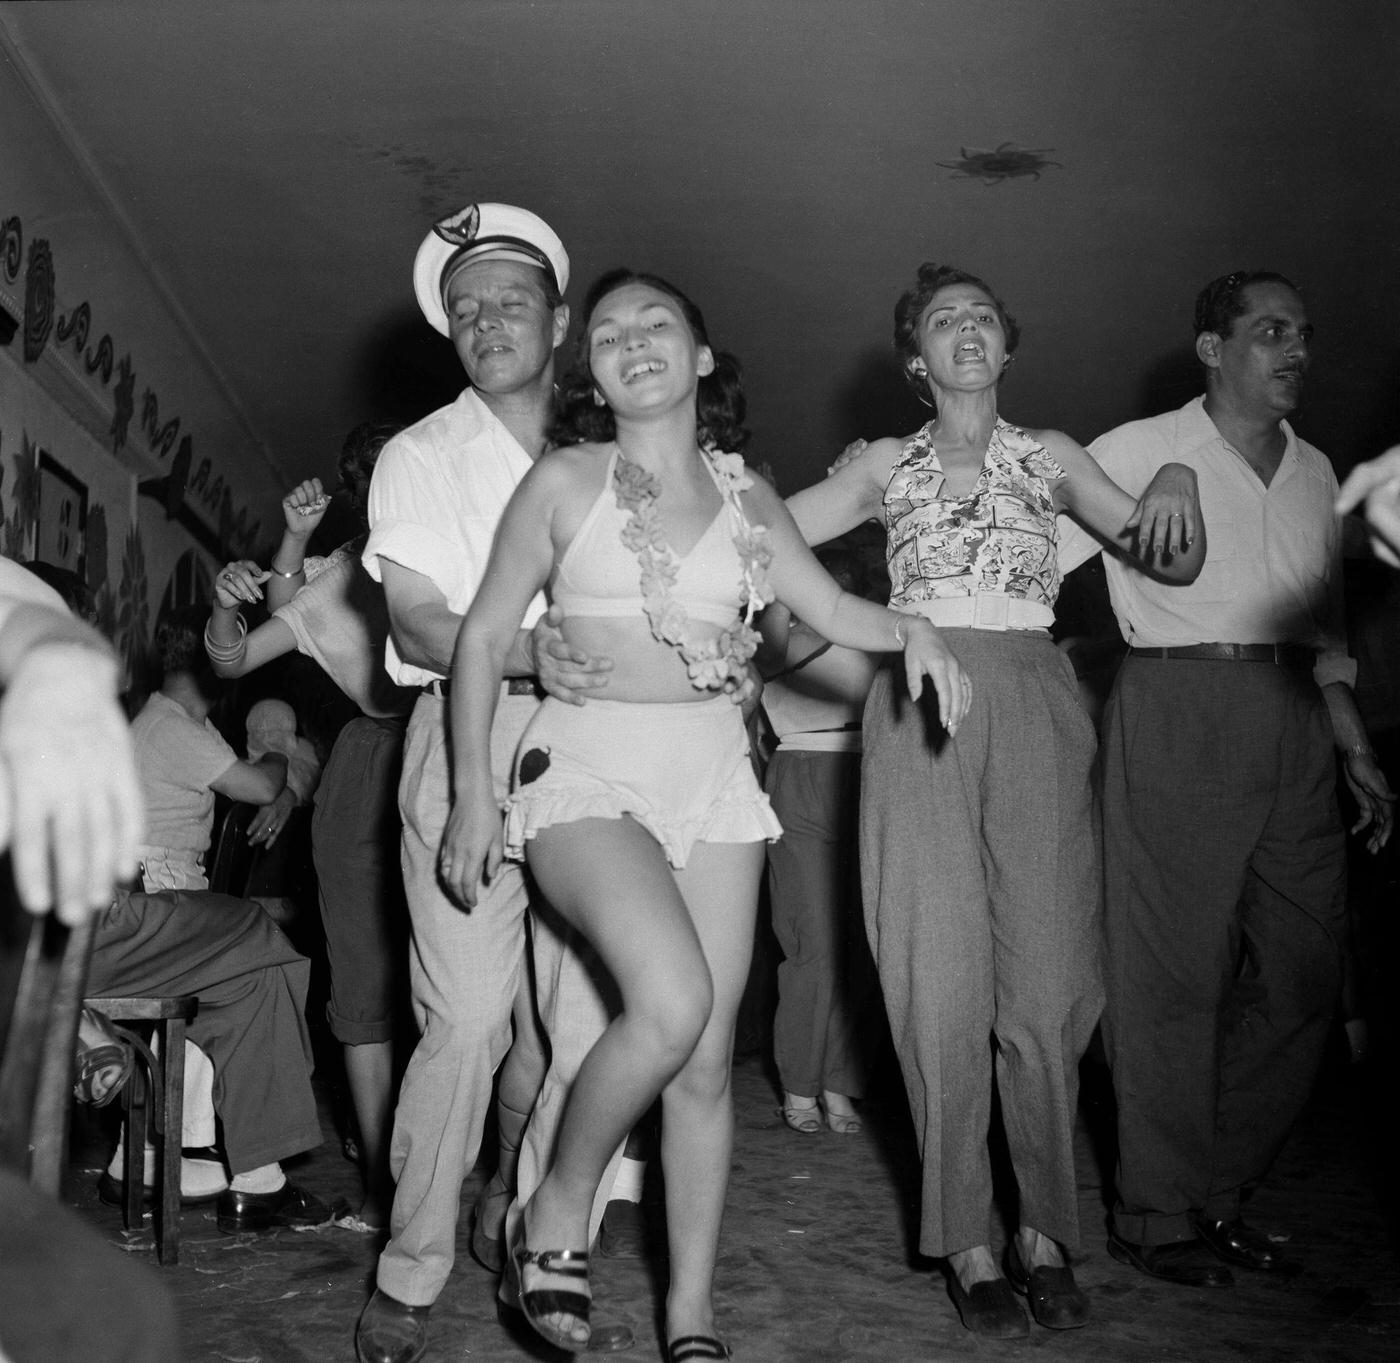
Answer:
[{"xmin": 560, "ymin": 614, "xmax": 735, "ymax": 703}]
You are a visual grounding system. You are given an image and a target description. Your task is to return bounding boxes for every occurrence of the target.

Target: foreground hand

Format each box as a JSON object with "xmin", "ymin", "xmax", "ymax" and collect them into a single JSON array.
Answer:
[
  {"xmin": 827, "ymin": 437, "xmax": 870, "ymax": 477},
  {"xmin": 247, "ymin": 788, "xmax": 298, "ymax": 849},
  {"xmin": 0, "ymin": 645, "xmax": 142, "ymax": 923},
  {"xmin": 531, "ymin": 605, "xmax": 613, "ymax": 705},
  {"xmin": 438, "ymin": 785, "xmax": 503, "ymax": 910},
  {"xmin": 902, "ymin": 618, "xmax": 973, "ymax": 736},
  {"xmin": 1344, "ymin": 749, "xmax": 1395, "ymax": 855},
  {"xmin": 1126, "ymin": 463, "xmax": 1199, "ymax": 560},
  {"xmin": 1336, "ymin": 447, "xmax": 1400, "ymax": 568},
  {"xmin": 282, "ymin": 477, "xmax": 331, "ymax": 536},
  {"xmin": 214, "ymin": 560, "xmax": 271, "ymax": 610}
]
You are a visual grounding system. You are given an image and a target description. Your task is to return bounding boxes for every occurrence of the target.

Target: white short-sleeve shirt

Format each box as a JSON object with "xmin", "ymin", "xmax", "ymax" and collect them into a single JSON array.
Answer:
[
  {"xmin": 1057, "ymin": 396, "xmax": 1354, "ymax": 689},
  {"xmin": 362, "ymin": 388, "xmax": 548, "ymax": 687}
]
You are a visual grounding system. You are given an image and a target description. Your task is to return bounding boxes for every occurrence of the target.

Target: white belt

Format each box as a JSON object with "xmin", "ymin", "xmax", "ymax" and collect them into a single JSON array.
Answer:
[{"xmin": 904, "ymin": 594, "xmax": 1054, "ymax": 633}]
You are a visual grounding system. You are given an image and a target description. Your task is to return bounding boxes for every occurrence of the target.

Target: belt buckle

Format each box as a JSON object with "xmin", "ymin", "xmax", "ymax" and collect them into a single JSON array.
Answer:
[{"xmin": 972, "ymin": 594, "xmax": 1010, "ymax": 631}]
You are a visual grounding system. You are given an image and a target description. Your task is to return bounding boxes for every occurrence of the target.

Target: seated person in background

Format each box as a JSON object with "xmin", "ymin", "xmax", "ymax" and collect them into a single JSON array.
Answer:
[
  {"xmin": 133, "ymin": 607, "xmax": 291, "ymax": 892},
  {"xmin": 0, "ymin": 555, "xmax": 178, "ymax": 1363},
  {"xmin": 89, "ymin": 606, "xmax": 334, "ymax": 1230},
  {"xmin": 243, "ymin": 696, "xmax": 324, "ymax": 865},
  {"xmin": 758, "ymin": 540, "xmax": 881, "ymax": 1137}
]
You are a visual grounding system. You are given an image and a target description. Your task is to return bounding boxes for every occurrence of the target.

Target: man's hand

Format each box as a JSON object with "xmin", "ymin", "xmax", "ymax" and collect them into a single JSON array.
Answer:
[
  {"xmin": 0, "ymin": 644, "xmax": 141, "ymax": 923},
  {"xmin": 530, "ymin": 606, "xmax": 613, "ymax": 705},
  {"xmin": 1336, "ymin": 446, "xmax": 1400, "ymax": 567},
  {"xmin": 725, "ymin": 662, "xmax": 763, "ymax": 716},
  {"xmin": 827, "ymin": 437, "xmax": 870, "ymax": 477},
  {"xmin": 438, "ymin": 779, "xmax": 504, "ymax": 911},
  {"xmin": 1125, "ymin": 463, "xmax": 1199, "ymax": 560},
  {"xmin": 247, "ymin": 787, "xmax": 298, "ymax": 849},
  {"xmin": 1344, "ymin": 748, "xmax": 1396, "ymax": 855}
]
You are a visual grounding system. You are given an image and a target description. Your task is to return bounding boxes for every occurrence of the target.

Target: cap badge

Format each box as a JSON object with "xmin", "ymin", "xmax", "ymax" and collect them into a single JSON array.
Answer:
[{"xmin": 433, "ymin": 204, "xmax": 481, "ymax": 247}]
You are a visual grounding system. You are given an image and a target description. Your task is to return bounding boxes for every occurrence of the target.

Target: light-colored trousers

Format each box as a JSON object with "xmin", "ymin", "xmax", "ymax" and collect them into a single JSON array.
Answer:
[
  {"xmin": 861, "ymin": 630, "xmax": 1104, "ymax": 1257},
  {"xmin": 375, "ymin": 690, "xmax": 617, "ymax": 1306},
  {"xmin": 375, "ymin": 691, "xmax": 534, "ymax": 1306}
]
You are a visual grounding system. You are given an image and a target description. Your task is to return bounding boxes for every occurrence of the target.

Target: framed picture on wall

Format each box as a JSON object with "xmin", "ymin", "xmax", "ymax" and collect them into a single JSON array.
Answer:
[{"xmin": 36, "ymin": 449, "xmax": 88, "ymax": 581}]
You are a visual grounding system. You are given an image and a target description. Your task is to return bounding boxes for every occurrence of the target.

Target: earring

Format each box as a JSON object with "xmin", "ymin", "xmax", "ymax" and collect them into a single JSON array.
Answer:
[{"xmin": 592, "ymin": 389, "xmax": 605, "ymax": 407}]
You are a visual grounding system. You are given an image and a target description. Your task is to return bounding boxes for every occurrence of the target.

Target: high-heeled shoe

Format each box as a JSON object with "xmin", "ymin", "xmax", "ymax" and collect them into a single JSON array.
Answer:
[
  {"xmin": 507, "ymin": 1218, "xmax": 592, "ymax": 1352},
  {"xmin": 472, "ymin": 1101, "xmax": 528, "ymax": 1273},
  {"xmin": 819, "ymin": 1096, "xmax": 862, "ymax": 1135},
  {"xmin": 469, "ymin": 1177, "xmax": 511, "ymax": 1274},
  {"xmin": 779, "ymin": 1099, "xmax": 822, "ymax": 1135}
]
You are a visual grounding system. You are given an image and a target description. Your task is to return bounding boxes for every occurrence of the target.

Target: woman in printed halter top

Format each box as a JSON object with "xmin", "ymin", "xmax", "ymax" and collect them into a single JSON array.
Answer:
[
  {"xmin": 438, "ymin": 268, "xmax": 972, "ymax": 1361},
  {"xmin": 785, "ymin": 264, "xmax": 1207, "ymax": 1338}
]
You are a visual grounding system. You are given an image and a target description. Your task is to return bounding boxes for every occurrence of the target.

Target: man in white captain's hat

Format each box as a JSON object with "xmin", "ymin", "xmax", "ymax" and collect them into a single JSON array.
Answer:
[{"xmin": 356, "ymin": 203, "xmax": 624, "ymax": 1363}]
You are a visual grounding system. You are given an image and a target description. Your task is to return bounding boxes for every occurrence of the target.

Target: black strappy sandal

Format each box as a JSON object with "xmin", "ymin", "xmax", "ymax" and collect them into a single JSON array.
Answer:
[
  {"xmin": 667, "ymin": 1336, "xmax": 732, "ymax": 1362},
  {"xmin": 508, "ymin": 1219, "xmax": 592, "ymax": 1352}
]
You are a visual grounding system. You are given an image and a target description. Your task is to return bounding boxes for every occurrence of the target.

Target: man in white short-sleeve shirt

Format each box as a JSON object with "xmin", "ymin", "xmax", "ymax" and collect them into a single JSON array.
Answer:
[
  {"xmin": 1059, "ymin": 271, "xmax": 1394, "ymax": 1289},
  {"xmin": 356, "ymin": 204, "xmax": 626, "ymax": 1363}
]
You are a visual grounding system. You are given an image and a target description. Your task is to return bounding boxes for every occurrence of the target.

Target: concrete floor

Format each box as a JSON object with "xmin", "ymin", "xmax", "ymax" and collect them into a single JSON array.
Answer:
[{"xmin": 64, "ymin": 1035, "xmax": 1400, "ymax": 1363}]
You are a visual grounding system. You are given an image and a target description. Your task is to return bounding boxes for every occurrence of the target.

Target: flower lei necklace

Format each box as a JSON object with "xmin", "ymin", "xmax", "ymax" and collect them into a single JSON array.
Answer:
[{"xmin": 613, "ymin": 445, "xmax": 774, "ymax": 691}]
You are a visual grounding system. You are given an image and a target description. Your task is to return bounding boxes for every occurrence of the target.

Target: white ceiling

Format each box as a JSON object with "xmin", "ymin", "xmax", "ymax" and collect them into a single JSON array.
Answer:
[{"xmin": 2, "ymin": 0, "xmax": 1398, "ymax": 496}]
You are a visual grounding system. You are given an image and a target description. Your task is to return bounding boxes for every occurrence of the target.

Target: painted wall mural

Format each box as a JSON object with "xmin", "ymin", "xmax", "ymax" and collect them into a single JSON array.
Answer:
[
  {"xmin": 0, "ymin": 423, "xmax": 149, "ymax": 683},
  {"xmin": 1, "ymin": 207, "xmax": 261, "ymax": 557}
]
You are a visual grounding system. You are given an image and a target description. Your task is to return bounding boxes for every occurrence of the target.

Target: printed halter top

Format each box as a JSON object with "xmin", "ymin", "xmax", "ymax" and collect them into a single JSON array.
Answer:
[{"xmin": 884, "ymin": 418, "xmax": 1068, "ymax": 611}]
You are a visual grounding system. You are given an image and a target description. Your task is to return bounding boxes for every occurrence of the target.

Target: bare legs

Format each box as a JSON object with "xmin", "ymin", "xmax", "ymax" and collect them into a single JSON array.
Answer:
[
  {"xmin": 657, "ymin": 841, "xmax": 761, "ymax": 1341},
  {"xmin": 343, "ymin": 1039, "xmax": 396, "ymax": 1226},
  {"xmin": 519, "ymin": 818, "xmax": 762, "ymax": 1349},
  {"xmin": 473, "ymin": 978, "xmax": 546, "ymax": 1258}
]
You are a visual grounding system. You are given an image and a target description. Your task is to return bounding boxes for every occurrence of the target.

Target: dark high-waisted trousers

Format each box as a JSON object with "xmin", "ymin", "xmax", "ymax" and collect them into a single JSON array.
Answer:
[
  {"xmin": 1101, "ymin": 655, "xmax": 1345, "ymax": 1246},
  {"xmin": 861, "ymin": 627, "xmax": 1103, "ymax": 1257}
]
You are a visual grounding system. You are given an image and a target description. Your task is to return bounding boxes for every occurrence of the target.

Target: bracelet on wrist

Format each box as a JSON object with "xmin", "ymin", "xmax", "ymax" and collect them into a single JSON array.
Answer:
[
  {"xmin": 203, "ymin": 615, "xmax": 248, "ymax": 664},
  {"xmin": 269, "ymin": 562, "xmax": 305, "ymax": 579},
  {"xmin": 893, "ymin": 615, "xmax": 908, "ymax": 649},
  {"xmin": 1343, "ymin": 742, "xmax": 1376, "ymax": 762}
]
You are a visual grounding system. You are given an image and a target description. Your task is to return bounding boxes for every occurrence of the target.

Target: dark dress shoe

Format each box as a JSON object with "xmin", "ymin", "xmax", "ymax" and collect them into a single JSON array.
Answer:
[
  {"xmin": 946, "ymin": 1273, "xmax": 1030, "ymax": 1338},
  {"xmin": 1005, "ymin": 1240, "xmax": 1090, "ymax": 1329},
  {"xmin": 599, "ymin": 1199, "xmax": 647, "ymax": 1260},
  {"xmin": 216, "ymin": 1180, "xmax": 333, "ymax": 1233},
  {"xmin": 1107, "ymin": 1231, "xmax": 1234, "ymax": 1287},
  {"xmin": 356, "ymin": 1289, "xmax": 429, "ymax": 1363},
  {"xmin": 1190, "ymin": 1214, "xmax": 1295, "ymax": 1272}
]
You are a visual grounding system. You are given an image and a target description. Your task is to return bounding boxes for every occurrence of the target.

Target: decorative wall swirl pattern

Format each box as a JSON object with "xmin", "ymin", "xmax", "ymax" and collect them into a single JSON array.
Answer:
[{"xmin": 0, "ymin": 202, "xmax": 261, "ymax": 555}]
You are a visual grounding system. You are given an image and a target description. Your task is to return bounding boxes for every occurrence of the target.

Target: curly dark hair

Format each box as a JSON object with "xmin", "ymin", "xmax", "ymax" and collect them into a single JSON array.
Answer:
[
  {"xmin": 893, "ymin": 264, "xmax": 1021, "ymax": 395},
  {"xmin": 337, "ymin": 419, "xmax": 402, "ymax": 525},
  {"xmin": 1192, "ymin": 270, "xmax": 1299, "ymax": 339},
  {"xmin": 550, "ymin": 268, "xmax": 750, "ymax": 454}
]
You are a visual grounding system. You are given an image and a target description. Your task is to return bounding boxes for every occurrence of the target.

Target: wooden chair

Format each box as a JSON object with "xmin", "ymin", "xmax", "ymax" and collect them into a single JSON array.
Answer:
[
  {"xmin": 84, "ymin": 992, "xmax": 198, "ymax": 1265},
  {"xmin": 1, "ymin": 864, "xmax": 199, "ymax": 1264},
  {"xmin": 207, "ymin": 797, "xmax": 262, "ymax": 898},
  {"xmin": 0, "ymin": 867, "xmax": 94, "ymax": 1194}
]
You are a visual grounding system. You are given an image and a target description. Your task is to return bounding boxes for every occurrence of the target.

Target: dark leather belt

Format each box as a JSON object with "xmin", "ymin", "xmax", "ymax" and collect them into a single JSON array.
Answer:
[
  {"xmin": 1128, "ymin": 642, "xmax": 1315, "ymax": 667},
  {"xmin": 421, "ymin": 677, "xmax": 545, "ymax": 699}
]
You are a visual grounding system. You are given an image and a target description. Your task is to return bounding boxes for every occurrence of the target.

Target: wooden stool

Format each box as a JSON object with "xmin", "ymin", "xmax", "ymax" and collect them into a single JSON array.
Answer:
[{"xmin": 84, "ymin": 994, "xmax": 198, "ymax": 1264}]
